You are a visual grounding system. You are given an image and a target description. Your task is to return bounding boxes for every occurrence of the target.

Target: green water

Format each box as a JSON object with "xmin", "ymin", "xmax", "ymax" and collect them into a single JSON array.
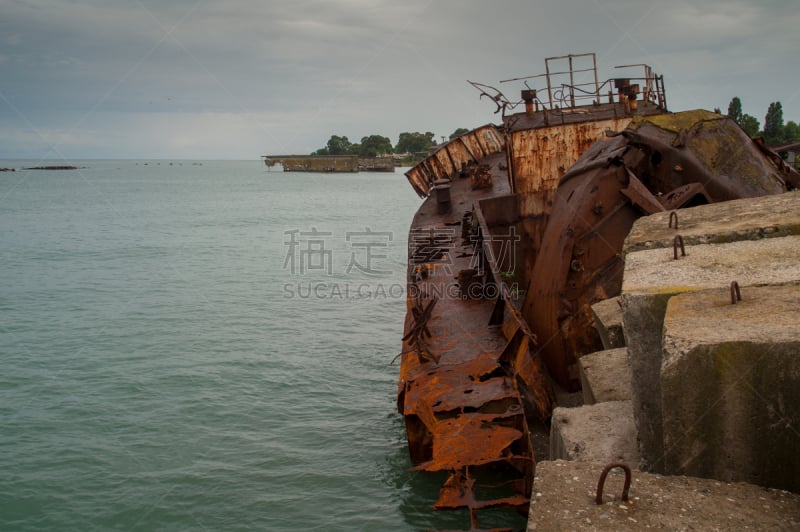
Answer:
[{"xmin": 1, "ymin": 160, "xmax": 511, "ymax": 531}]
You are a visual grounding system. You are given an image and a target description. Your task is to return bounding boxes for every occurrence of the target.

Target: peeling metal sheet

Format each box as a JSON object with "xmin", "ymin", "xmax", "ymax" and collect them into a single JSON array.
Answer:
[
  {"xmin": 414, "ymin": 413, "xmax": 525, "ymax": 472},
  {"xmin": 406, "ymin": 373, "xmax": 518, "ymax": 415},
  {"xmin": 434, "ymin": 470, "xmax": 529, "ymax": 511}
]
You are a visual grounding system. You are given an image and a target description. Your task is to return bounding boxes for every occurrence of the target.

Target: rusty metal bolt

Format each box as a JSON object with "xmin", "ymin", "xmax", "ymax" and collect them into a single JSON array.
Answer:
[
  {"xmin": 731, "ymin": 281, "xmax": 742, "ymax": 304},
  {"xmin": 669, "ymin": 211, "xmax": 678, "ymax": 230},
  {"xmin": 673, "ymin": 235, "xmax": 685, "ymax": 260},
  {"xmin": 596, "ymin": 462, "xmax": 631, "ymax": 505}
]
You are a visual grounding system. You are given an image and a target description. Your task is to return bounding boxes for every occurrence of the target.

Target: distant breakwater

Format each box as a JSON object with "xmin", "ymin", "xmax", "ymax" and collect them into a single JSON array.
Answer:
[
  {"xmin": 0, "ymin": 165, "xmax": 81, "ymax": 171},
  {"xmin": 23, "ymin": 165, "xmax": 79, "ymax": 170}
]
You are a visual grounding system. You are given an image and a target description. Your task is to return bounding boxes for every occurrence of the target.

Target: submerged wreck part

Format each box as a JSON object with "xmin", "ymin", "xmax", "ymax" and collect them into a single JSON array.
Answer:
[{"xmin": 521, "ymin": 110, "xmax": 796, "ymax": 390}]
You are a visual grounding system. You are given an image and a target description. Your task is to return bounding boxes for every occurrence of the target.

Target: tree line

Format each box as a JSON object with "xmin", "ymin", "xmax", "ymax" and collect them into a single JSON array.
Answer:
[
  {"xmin": 313, "ymin": 100, "xmax": 798, "ymax": 159},
  {"xmin": 313, "ymin": 128, "xmax": 470, "ymax": 158},
  {"xmin": 726, "ymin": 97, "xmax": 799, "ymax": 146}
]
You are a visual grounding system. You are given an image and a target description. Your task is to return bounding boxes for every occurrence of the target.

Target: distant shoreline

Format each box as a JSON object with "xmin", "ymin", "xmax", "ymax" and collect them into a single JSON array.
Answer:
[{"xmin": 23, "ymin": 165, "xmax": 79, "ymax": 170}]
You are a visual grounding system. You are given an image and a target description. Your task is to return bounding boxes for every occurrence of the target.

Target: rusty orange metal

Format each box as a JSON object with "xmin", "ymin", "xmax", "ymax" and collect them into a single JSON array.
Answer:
[{"xmin": 398, "ymin": 149, "xmax": 538, "ymax": 528}]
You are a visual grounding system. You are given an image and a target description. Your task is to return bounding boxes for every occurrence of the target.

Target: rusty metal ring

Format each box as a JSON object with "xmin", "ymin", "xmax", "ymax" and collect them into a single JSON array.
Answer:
[
  {"xmin": 669, "ymin": 211, "xmax": 678, "ymax": 229},
  {"xmin": 673, "ymin": 235, "xmax": 685, "ymax": 260},
  {"xmin": 730, "ymin": 280, "xmax": 742, "ymax": 304},
  {"xmin": 596, "ymin": 462, "xmax": 631, "ymax": 505}
]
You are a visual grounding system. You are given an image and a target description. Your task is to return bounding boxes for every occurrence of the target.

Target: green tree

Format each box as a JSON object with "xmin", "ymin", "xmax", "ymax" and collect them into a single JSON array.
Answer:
[
  {"xmin": 449, "ymin": 128, "xmax": 469, "ymax": 140},
  {"xmin": 763, "ymin": 102, "xmax": 784, "ymax": 146},
  {"xmin": 740, "ymin": 114, "xmax": 760, "ymax": 138},
  {"xmin": 359, "ymin": 134, "xmax": 393, "ymax": 157},
  {"xmin": 395, "ymin": 131, "xmax": 435, "ymax": 154},
  {"xmin": 325, "ymin": 135, "xmax": 353, "ymax": 155},
  {"xmin": 783, "ymin": 120, "xmax": 799, "ymax": 143},
  {"xmin": 727, "ymin": 97, "xmax": 743, "ymax": 125}
]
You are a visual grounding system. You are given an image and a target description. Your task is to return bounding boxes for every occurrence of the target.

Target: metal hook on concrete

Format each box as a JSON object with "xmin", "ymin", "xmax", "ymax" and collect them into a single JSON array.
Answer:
[
  {"xmin": 731, "ymin": 281, "xmax": 742, "ymax": 304},
  {"xmin": 669, "ymin": 211, "xmax": 678, "ymax": 229},
  {"xmin": 673, "ymin": 235, "xmax": 685, "ymax": 260},
  {"xmin": 596, "ymin": 462, "xmax": 631, "ymax": 504}
]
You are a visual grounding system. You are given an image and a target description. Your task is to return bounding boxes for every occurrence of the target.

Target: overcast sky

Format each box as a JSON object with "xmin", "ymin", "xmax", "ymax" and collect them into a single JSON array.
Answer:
[{"xmin": 1, "ymin": 0, "xmax": 798, "ymax": 160}]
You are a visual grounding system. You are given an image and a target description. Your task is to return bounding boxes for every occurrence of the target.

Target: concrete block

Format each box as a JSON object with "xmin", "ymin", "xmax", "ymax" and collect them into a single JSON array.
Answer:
[
  {"xmin": 578, "ymin": 347, "xmax": 631, "ymax": 404},
  {"xmin": 619, "ymin": 290, "xmax": 672, "ymax": 473},
  {"xmin": 661, "ymin": 284, "xmax": 800, "ymax": 492},
  {"xmin": 591, "ymin": 297, "xmax": 625, "ymax": 349},
  {"xmin": 623, "ymin": 190, "xmax": 800, "ymax": 256},
  {"xmin": 549, "ymin": 401, "xmax": 639, "ymax": 465},
  {"xmin": 620, "ymin": 234, "xmax": 800, "ymax": 472},
  {"xmin": 528, "ymin": 460, "xmax": 800, "ymax": 532}
]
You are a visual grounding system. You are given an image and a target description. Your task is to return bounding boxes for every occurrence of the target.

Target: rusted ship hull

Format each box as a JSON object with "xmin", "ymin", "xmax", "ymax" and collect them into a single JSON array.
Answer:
[{"xmin": 397, "ymin": 53, "xmax": 798, "ymax": 530}]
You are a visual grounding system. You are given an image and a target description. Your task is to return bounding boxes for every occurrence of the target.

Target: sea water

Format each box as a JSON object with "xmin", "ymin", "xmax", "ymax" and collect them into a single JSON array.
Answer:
[{"xmin": 0, "ymin": 160, "xmax": 526, "ymax": 531}]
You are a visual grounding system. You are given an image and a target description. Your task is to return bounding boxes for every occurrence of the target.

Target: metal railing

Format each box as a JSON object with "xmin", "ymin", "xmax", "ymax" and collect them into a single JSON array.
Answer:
[{"xmin": 497, "ymin": 52, "xmax": 667, "ymax": 113}]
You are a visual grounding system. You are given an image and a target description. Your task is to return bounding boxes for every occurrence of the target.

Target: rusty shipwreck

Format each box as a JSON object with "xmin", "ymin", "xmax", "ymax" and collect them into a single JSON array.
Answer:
[{"xmin": 395, "ymin": 53, "xmax": 799, "ymax": 530}]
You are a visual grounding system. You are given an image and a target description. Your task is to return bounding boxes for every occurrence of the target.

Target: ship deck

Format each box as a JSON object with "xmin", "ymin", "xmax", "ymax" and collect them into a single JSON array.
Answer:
[{"xmin": 398, "ymin": 152, "xmax": 537, "ymax": 525}]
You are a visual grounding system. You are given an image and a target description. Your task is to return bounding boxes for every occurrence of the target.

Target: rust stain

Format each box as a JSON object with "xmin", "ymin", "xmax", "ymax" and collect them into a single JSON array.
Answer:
[{"xmin": 510, "ymin": 119, "xmax": 632, "ymax": 197}]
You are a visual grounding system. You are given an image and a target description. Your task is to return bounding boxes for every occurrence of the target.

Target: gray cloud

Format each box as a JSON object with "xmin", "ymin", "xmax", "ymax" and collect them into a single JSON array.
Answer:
[{"xmin": 0, "ymin": 0, "xmax": 797, "ymax": 159}]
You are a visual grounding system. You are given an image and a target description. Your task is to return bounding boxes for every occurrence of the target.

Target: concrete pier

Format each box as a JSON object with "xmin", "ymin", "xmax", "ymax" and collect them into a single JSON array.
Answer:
[
  {"xmin": 578, "ymin": 347, "xmax": 630, "ymax": 404},
  {"xmin": 591, "ymin": 297, "xmax": 625, "ymax": 350},
  {"xmin": 550, "ymin": 401, "xmax": 639, "ymax": 464},
  {"xmin": 661, "ymin": 284, "xmax": 800, "ymax": 491},
  {"xmin": 620, "ymin": 191, "xmax": 800, "ymax": 473},
  {"xmin": 528, "ymin": 191, "xmax": 800, "ymax": 529},
  {"xmin": 528, "ymin": 460, "xmax": 800, "ymax": 531}
]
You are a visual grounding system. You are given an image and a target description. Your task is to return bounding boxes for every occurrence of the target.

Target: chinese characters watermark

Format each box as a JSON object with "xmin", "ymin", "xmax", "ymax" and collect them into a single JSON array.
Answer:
[
  {"xmin": 281, "ymin": 225, "xmax": 522, "ymax": 300},
  {"xmin": 284, "ymin": 227, "xmax": 395, "ymax": 277}
]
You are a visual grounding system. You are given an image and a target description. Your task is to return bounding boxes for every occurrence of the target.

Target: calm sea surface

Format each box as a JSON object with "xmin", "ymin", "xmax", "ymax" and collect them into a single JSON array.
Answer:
[{"xmin": 0, "ymin": 160, "xmax": 518, "ymax": 531}]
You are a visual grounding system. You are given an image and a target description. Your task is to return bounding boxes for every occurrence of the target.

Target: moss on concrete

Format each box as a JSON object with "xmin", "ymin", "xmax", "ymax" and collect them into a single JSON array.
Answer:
[{"xmin": 630, "ymin": 109, "xmax": 723, "ymax": 134}]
